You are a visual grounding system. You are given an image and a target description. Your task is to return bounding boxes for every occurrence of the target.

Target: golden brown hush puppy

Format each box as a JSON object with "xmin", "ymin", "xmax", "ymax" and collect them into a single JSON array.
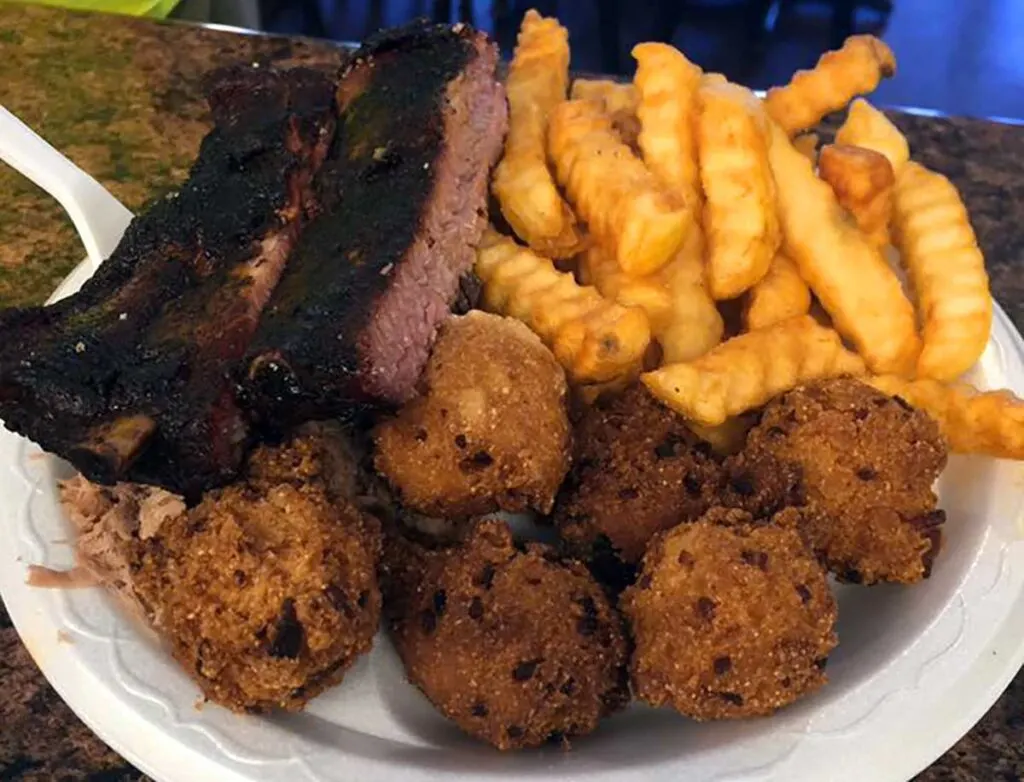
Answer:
[
  {"xmin": 132, "ymin": 430, "xmax": 382, "ymax": 713},
  {"xmin": 374, "ymin": 311, "xmax": 571, "ymax": 519},
  {"xmin": 623, "ymin": 507, "xmax": 837, "ymax": 720},
  {"xmin": 743, "ymin": 378, "xmax": 948, "ymax": 584},
  {"xmin": 554, "ymin": 385, "xmax": 722, "ymax": 567},
  {"xmin": 382, "ymin": 519, "xmax": 630, "ymax": 750}
]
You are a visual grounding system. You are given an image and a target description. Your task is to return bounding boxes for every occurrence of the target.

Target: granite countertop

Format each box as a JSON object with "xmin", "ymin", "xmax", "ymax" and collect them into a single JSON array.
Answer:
[{"xmin": 0, "ymin": 4, "xmax": 1022, "ymax": 780}]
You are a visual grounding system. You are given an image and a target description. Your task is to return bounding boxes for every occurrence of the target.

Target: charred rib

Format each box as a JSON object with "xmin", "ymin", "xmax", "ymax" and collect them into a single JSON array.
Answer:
[
  {"xmin": 241, "ymin": 21, "xmax": 507, "ymax": 423},
  {"xmin": 0, "ymin": 67, "xmax": 337, "ymax": 497}
]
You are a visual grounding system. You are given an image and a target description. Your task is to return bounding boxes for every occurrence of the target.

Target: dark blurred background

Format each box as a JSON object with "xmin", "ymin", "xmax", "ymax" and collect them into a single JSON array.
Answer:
[{"xmin": 200, "ymin": 0, "xmax": 1023, "ymax": 121}]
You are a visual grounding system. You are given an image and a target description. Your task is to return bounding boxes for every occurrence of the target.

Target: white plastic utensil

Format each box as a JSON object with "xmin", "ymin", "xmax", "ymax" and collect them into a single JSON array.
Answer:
[{"xmin": 0, "ymin": 105, "xmax": 133, "ymax": 272}]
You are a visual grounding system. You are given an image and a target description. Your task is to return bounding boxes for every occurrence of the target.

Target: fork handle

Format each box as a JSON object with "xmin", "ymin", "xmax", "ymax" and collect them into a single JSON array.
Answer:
[{"xmin": 0, "ymin": 105, "xmax": 134, "ymax": 271}]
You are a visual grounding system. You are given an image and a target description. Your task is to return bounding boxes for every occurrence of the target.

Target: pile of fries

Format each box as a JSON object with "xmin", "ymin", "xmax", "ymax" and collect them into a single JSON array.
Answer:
[{"xmin": 476, "ymin": 9, "xmax": 1023, "ymax": 460}]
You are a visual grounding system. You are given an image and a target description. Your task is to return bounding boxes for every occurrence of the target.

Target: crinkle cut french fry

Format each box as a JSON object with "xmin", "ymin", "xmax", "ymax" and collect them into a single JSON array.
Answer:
[
  {"xmin": 766, "ymin": 120, "xmax": 920, "ymax": 375},
  {"xmin": 793, "ymin": 132, "xmax": 820, "ymax": 162},
  {"xmin": 579, "ymin": 244, "xmax": 674, "ymax": 333},
  {"xmin": 892, "ymin": 161, "xmax": 992, "ymax": 381},
  {"xmin": 835, "ymin": 98, "xmax": 910, "ymax": 173},
  {"xmin": 573, "ymin": 371, "xmax": 641, "ymax": 408},
  {"xmin": 549, "ymin": 99, "xmax": 689, "ymax": 276},
  {"xmin": 868, "ymin": 376, "xmax": 1024, "ymax": 459},
  {"xmin": 630, "ymin": 46, "xmax": 721, "ymax": 360},
  {"xmin": 818, "ymin": 143, "xmax": 895, "ymax": 250},
  {"xmin": 698, "ymin": 80, "xmax": 780, "ymax": 300},
  {"xmin": 570, "ymin": 79, "xmax": 638, "ymax": 113},
  {"xmin": 765, "ymin": 35, "xmax": 896, "ymax": 136},
  {"xmin": 743, "ymin": 252, "xmax": 812, "ymax": 331},
  {"xmin": 582, "ymin": 240, "xmax": 721, "ymax": 362},
  {"xmin": 701, "ymin": 72, "xmax": 728, "ymax": 88},
  {"xmin": 686, "ymin": 415, "xmax": 757, "ymax": 456},
  {"xmin": 655, "ymin": 236, "xmax": 725, "ymax": 362},
  {"xmin": 474, "ymin": 229, "xmax": 651, "ymax": 383},
  {"xmin": 642, "ymin": 315, "xmax": 866, "ymax": 426},
  {"xmin": 491, "ymin": 10, "xmax": 582, "ymax": 258},
  {"xmin": 570, "ymin": 78, "xmax": 640, "ymax": 147},
  {"xmin": 632, "ymin": 42, "xmax": 703, "ymax": 204},
  {"xmin": 556, "ymin": 305, "xmax": 650, "ymax": 386}
]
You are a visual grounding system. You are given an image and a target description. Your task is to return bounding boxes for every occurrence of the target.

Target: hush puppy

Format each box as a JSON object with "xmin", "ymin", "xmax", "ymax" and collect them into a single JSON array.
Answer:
[
  {"xmin": 133, "ymin": 430, "xmax": 382, "ymax": 713},
  {"xmin": 720, "ymin": 448, "xmax": 804, "ymax": 519},
  {"xmin": 554, "ymin": 385, "xmax": 722, "ymax": 567},
  {"xmin": 623, "ymin": 507, "xmax": 837, "ymax": 720},
  {"xmin": 383, "ymin": 519, "xmax": 630, "ymax": 750},
  {"xmin": 743, "ymin": 378, "xmax": 948, "ymax": 584},
  {"xmin": 374, "ymin": 311, "xmax": 571, "ymax": 519}
]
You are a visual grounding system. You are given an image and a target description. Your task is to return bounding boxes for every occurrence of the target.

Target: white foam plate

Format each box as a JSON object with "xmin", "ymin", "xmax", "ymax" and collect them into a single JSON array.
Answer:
[{"xmin": 3, "ymin": 258, "xmax": 1024, "ymax": 782}]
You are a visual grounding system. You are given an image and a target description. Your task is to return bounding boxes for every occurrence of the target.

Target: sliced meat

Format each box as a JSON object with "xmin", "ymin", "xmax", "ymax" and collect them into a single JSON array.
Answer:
[
  {"xmin": 0, "ymin": 22, "xmax": 507, "ymax": 497},
  {"xmin": 0, "ymin": 66, "xmax": 338, "ymax": 497},
  {"xmin": 241, "ymin": 21, "xmax": 508, "ymax": 422}
]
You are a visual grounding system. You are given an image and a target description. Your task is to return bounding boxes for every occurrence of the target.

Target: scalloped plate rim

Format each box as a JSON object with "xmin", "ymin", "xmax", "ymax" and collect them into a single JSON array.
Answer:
[{"xmin": 1, "ymin": 257, "xmax": 1023, "ymax": 782}]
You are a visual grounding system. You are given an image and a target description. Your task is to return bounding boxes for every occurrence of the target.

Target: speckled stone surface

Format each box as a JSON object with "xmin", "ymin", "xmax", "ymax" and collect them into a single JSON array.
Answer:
[
  {"xmin": 0, "ymin": 3, "xmax": 343, "ymax": 309},
  {"xmin": 0, "ymin": 4, "xmax": 1023, "ymax": 781}
]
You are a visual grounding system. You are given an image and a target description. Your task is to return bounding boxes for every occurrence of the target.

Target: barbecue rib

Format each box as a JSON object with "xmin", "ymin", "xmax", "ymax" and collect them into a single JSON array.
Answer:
[
  {"xmin": 0, "ymin": 22, "xmax": 507, "ymax": 497},
  {"xmin": 0, "ymin": 66, "xmax": 338, "ymax": 497},
  {"xmin": 240, "ymin": 22, "xmax": 507, "ymax": 423}
]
